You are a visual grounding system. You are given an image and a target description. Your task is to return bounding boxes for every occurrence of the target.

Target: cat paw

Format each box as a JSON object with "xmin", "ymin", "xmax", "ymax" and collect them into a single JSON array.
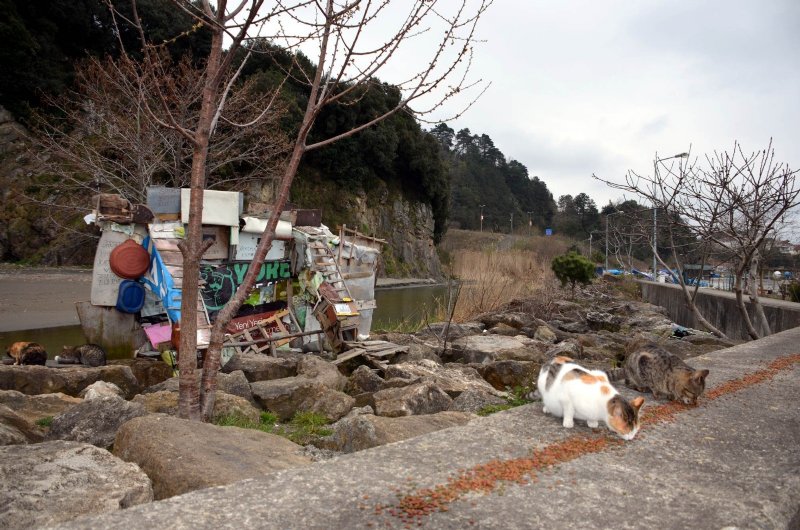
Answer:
[
  {"xmin": 563, "ymin": 419, "xmax": 574, "ymax": 428},
  {"xmin": 587, "ymin": 420, "xmax": 599, "ymax": 428},
  {"xmin": 542, "ymin": 406, "xmax": 549, "ymax": 414}
]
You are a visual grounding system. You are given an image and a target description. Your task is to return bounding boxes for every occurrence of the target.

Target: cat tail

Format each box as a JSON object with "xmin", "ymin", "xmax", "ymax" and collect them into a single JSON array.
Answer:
[{"xmin": 606, "ymin": 367, "xmax": 626, "ymax": 381}]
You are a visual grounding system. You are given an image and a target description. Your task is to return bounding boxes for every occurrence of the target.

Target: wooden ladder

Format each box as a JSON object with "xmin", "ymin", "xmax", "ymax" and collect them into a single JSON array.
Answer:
[
  {"xmin": 196, "ymin": 288, "xmax": 211, "ymax": 348},
  {"xmin": 308, "ymin": 240, "xmax": 353, "ymax": 301}
]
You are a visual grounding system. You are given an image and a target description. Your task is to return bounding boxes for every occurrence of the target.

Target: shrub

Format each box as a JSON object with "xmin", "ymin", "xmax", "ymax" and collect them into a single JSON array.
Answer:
[{"xmin": 551, "ymin": 251, "xmax": 595, "ymax": 296}]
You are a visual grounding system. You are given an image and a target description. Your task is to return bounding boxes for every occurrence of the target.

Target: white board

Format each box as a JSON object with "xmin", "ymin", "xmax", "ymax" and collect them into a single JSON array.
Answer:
[{"xmin": 234, "ymin": 235, "xmax": 285, "ymax": 262}]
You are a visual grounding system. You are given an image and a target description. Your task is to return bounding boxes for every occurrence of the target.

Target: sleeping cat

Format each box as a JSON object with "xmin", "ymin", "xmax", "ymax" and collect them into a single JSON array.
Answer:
[
  {"xmin": 538, "ymin": 356, "xmax": 645, "ymax": 440},
  {"xmin": 5, "ymin": 342, "xmax": 47, "ymax": 365},
  {"xmin": 614, "ymin": 338, "xmax": 709, "ymax": 405},
  {"xmin": 56, "ymin": 344, "xmax": 107, "ymax": 367}
]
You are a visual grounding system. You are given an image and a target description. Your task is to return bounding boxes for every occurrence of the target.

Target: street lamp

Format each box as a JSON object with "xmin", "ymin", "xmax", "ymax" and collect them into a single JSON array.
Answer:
[
  {"xmin": 479, "ymin": 204, "xmax": 486, "ymax": 232},
  {"xmin": 652, "ymin": 152, "xmax": 689, "ymax": 278}
]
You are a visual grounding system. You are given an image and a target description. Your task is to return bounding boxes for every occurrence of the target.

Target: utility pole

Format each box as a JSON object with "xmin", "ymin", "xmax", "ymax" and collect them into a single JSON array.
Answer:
[
  {"xmin": 479, "ymin": 204, "xmax": 486, "ymax": 232},
  {"xmin": 510, "ymin": 212, "xmax": 514, "ymax": 234},
  {"xmin": 527, "ymin": 211, "xmax": 533, "ymax": 236},
  {"xmin": 652, "ymin": 152, "xmax": 689, "ymax": 278}
]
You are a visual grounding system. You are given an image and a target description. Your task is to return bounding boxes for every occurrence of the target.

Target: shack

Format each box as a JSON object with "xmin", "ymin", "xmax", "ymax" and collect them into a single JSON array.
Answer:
[{"xmin": 80, "ymin": 188, "xmax": 384, "ymax": 365}]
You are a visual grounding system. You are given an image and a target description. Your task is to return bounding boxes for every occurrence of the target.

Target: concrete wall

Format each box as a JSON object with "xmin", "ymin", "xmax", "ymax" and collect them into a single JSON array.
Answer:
[{"xmin": 639, "ymin": 281, "xmax": 800, "ymax": 340}]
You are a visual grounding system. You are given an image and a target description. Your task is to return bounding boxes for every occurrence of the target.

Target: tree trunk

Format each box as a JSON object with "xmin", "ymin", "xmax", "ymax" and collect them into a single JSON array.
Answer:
[
  {"xmin": 747, "ymin": 250, "xmax": 772, "ymax": 337},
  {"xmin": 177, "ymin": 24, "xmax": 225, "ymax": 421},
  {"xmin": 733, "ymin": 264, "xmax": 761, "ymax": 340}
]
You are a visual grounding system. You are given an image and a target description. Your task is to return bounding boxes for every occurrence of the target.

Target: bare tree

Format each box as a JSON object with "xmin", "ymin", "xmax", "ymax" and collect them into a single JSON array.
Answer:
[
  {"xmin": 113, "ymin": 0, "xmax": 491, "ymax": 420},
  {"xmin": 596, "ymin": 140, "xmax": 799, "ymax": 340},
  {"xmin": 30, "ymin": 54, "xmax": 290, "ymax": 205}
]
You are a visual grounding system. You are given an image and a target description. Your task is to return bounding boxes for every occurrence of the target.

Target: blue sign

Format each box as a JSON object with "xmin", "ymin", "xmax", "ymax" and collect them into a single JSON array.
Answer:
[{"xmin": 545, "ymin": 228, "xmax": 553, "ymax": 236}]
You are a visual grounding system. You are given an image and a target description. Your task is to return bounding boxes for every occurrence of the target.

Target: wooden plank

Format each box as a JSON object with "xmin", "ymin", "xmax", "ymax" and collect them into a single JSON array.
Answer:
[
  {"xmin": 332, "ymin": 348, "xmax": 367, "ymax": 365},
  {"xmin": 159, "ymin": 250, "xmax": 183, "ymax": 265},
  {"xmin": 90, "ymin": 230, "xmax": 128, "ymax": 306},
  {"xmin": 154, "ymin": 239, "xmax": 181, "ymax": 252}
]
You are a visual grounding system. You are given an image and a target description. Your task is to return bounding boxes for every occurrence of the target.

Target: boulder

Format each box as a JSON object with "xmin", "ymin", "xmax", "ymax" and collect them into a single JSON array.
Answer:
[
  {"xmin": 391, "ymin": 342, "xmax": 443, "ymax": 364},
  {"xmin": 0, "ymin": 365, "xmax": 140, "ymax": 398},
  {"xmin": 250, "ymin": 377, "xmax": 321, "ymax": 420},
  {"xmin": 79, "ymin": 381, "xmax": 124, "ymax": 400},
  {"xmin": 113, "ymin": 414, "xmax": 312, "ymax": 500},
  {"xmin": 345, "ymin": 365, "xmax": 386, "ymax": 394},
  {"xmin": 585, "ymin": 311, "xmax": 623, "ymax": 332},
  {"xmin": 47, "ymin": 396, "xmax": 148, "ymax": 450},
  {"xmin": 533, "ymin": 325, "xmax": 558, "ymax": 343},
  {"xmin": 474, "ymin": 360, "xmax": 538, "ymax": 390},
  {"xmin": 373, "ymin": 381, "xmax": 453, "ymax": 417},
  {"xmin": 447, "ymin": 334, "xmax": 533, "ymax": 364},
  {"xmin": 299, "ymin": 385, "xmax": 355, "ymax": 422},
  {"xmin": 143, "ymin": 370, "xmax": 256, "ymax": 407},
  {"xmin": 314, "ymin": 411, "xmax": 473, "ymax": 453},
  {"xmin": 296, "ymin": 355, "xmax": 347, "ymax": 391},
  {"xmin": 0, "ymin": 404, "xmax": 43, "ymax": 445},
  {"xmin": 220, "ymin": 352, "xmax": 297, "ymax": 382},
  {"xmin": 488, "ymin": 323, "xmax": 520, "ymax": 336},
  {"xmin": 449, "ymin": 388, "xmax": 506, "ymax": 414},
  {"xmin": 546, "ymin": 339, "xmax": 583, "ymax": 359},
  {"xmin": 478, "ymin": 311, "xmax": 533, "ymax": 330},
  {"xmin": 0, "ymin": 441, "xmax": 152, "ymax": 528},
  {"xmin": 414, "ymin": 322, "xmax": 484, "ymax": 340},
  {"xmin": 108, "ymin": 358, "xmax": 173, "ymax": 389},
  {"xmin": 384, "ymin": 359, "xmax": 502, "ymax": 398},
  {"xmin": 0, "ymin": 390, "xmax": 81, "ymax": 424},
  {"xmin": 132, "ymin": 390, "xmax": 262, "ymax": 424}
]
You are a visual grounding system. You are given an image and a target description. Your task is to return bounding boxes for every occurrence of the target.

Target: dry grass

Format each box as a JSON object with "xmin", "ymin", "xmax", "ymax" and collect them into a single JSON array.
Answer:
[{"xmin": 435, "ymin": 230, "xmax": 575, "ymax": 322}]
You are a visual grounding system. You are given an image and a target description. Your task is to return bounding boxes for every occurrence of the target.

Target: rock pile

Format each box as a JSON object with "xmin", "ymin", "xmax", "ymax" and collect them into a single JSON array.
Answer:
[{"xmin": 0, "ymin": 283, "xmax": 735, "ymax": 525}]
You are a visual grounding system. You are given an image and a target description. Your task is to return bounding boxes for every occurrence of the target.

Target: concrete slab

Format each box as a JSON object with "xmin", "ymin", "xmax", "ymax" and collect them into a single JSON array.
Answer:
[{"xmin": 55, "ymin": 328, "xmax": 800, "ymax": 530}]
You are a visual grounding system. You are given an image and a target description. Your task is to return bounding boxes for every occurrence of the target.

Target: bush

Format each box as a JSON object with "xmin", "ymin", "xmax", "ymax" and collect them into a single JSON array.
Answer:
[{"xmin": 551, "ymin": 251, "xmax": 595, "ymax": 295}]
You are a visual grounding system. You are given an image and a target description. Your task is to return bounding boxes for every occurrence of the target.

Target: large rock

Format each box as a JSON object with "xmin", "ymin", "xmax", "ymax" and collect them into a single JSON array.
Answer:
[
  {"xmin": 46, "ymin": 396, "xmax": 148, "ymax": 450},
  {"xmin": 314, "ymin": 411, "xmax": 473, "ymax": 453},
  {"xmin": 79, "ymin": 381, "xmax": 124, "ymax": 400},
  {"xmin": 585, "ymin": 311, "xmax": 623, "ymax": 332},
  {"xmin": 473, "ymin": 360, "xmax": 538, "ymax": 391},
  {"xmin": 546, "ymin": 339, "xmax": 583, "ymax": 359},
  {"xmin": 0, "ymin": 389, "xmax": 81, "ymax": 423},
  {"xmin": 533, "ymin": 325, "xmax": 558, "ymax": 343},
  {"xmin": 0, "ymin": 365, "xmax": 140, "ymax": 398},
  {"xmin": 250, "ymin": 378, "xmax": 354, "ymax": 421},
  {"xmin": 448, "ymin": 388, "xmax": 507, "ymax": 413},
  {"xmin": 447, "ymin": 334, "xmax": 537, "ymax": 364},
  {"xmin": 414, "ymin": 322, "xmax": 485, "ymax": 341},
  {"xmin": 220, "ymin": 352, "xmax": 297, "ymax": 382},
  {"xmin": 345, "ymin": 365, "xmax": 386, "ymax": 394},
  {"xmin": 384, "ymin": 359, "xmax": 502, "ymax": 398},
  {"xmin": 0, "ymin": 404, "xmax": 43, "ymax": 445},
  {"xmin": 133, "ymin": 390, "xmax": 262, "ymax": 423},
  {"xmin": 143, "ymin": 370, "xmax": 256, "ymax": 406},
  {"xmin": 0, "ymin": 441, "xmax": 152, "ymax": 528},
  {"xmin": 108, "ymin": 358, "xmax": 173, "ymax": 389},
  {"xmin": 373, "ymin": 381, "xmax": 453, "ymax": 417},
  {"xmin": 296, "ymin": 355, "xmax": 347, "ymax": 391},
  {"xmin": 113, "ymin": 414, "xmax": 312, "ymax": 500}
]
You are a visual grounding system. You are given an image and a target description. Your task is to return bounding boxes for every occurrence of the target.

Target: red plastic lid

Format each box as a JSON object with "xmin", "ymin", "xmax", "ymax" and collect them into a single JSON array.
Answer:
[{"xmin": 109, "ymin": 239, "xmax": 150, "ymax": 279}]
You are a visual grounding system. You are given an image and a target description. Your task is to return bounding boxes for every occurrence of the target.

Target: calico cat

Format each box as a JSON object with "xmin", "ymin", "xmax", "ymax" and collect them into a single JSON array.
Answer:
[
  {"xmin": 57, "ymin": 344, "xmax": 107, "ymax": 367},
  {"xmin": 615, "ymin": 338, "xmax": 709, "ymax": 405},
  {"xmin": 538, "ymin": 356, "xmax": 645, "ymax": 440},
  {"xmin": 5, "ymin": 342, "xmax": 47, "ymax": 365}
]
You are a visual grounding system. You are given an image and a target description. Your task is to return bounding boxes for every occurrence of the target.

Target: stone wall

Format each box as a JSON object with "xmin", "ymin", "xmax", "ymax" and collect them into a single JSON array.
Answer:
[{"xmin": 639, "ymin": 281, "xmax": 800, "ymax": 339}]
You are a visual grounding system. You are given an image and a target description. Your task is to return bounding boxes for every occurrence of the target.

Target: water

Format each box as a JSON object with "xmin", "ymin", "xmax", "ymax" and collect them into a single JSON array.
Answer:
[{"xmin": 0, "ymin": 284, "xmax": 449, "ymax": 359}]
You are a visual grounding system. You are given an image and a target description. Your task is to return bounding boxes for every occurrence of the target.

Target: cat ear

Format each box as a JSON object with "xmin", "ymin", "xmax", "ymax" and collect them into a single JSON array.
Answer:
[
  {"xmin": 694, "ymin": 369, "xmax": 709, "ymax": 384},
  {"xmin": 631, "ymin": 397, "xmax": 645, "ymax": 411}
]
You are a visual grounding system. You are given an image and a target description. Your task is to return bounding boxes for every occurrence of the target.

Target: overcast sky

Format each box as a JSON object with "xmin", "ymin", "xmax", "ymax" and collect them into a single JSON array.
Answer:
[{"xmin": 436, "ymin": 0, "xmax": 800, "ymax": 208}]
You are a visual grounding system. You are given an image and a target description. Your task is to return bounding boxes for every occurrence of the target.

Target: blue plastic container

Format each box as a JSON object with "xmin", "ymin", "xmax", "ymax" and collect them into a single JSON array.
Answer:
[{"xmin": 116, "ymin": 280, "xmax": 146, "ymax": 313}]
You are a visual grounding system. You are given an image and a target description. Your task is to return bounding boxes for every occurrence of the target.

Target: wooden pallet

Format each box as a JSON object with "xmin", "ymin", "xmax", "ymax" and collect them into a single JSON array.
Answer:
[{"xmin": 225, "ymin": 310, "xmax": 291, "ymax": 355}]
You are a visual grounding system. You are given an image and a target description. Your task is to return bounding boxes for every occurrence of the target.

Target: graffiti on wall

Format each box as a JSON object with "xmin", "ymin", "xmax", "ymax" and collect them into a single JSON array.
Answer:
[{"xmin": 200, "ymin": 260, "xmax": 292, "ymax": 312}]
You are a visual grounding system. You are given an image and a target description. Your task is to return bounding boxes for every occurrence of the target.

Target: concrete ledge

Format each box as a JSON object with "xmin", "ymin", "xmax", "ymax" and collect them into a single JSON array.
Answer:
[
  {"xmin": 57, "ymin": 328, "xmax": 800, "ymax": 529},
  {"xmin": 640, "ymin": 280, "xmax": 800, "ymax": 340}
]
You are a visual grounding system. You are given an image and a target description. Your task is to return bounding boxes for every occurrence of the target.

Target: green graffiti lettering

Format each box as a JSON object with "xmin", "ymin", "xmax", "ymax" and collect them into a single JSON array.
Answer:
[
  {"xmin": 280, "ymin": 261, "xmax": 291, "ymax": 279},
  {"xmin": 233, "ymin": 263, "xmax": 248, "ymax": 284},
  {"xmin": 256, "ymin": 264, "xmax": 265, "ymax": 282},
  {"xmin": 264, "ymin": 261, "xmax": 280, "ymax": 280}
]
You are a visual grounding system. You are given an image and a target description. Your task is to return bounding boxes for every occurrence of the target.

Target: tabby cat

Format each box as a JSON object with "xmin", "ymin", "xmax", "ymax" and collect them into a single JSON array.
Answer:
[
  {"xmin": 57, "ymin": 344, "xmax": 107, "ymax": 367},
  {"xmin": 5, "ymin": 342, "xmax": 47, "ymax": 365},
  {"xmin": 614, "ymin": 338, "xmax": 709, "ymax": 405},
  {"xmin": 538, "ymin": 356, "xmax": 644, "ymax": 440}
]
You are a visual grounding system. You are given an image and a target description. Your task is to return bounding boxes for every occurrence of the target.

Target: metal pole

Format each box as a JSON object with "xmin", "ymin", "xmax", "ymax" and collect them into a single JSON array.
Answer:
[
  {"xmin": 605, "ymin": 215, "xmax": 609, "ymax": 270},
  {"xmin": 589, "ymin": 233, "xmax": 593, "ymax": 257},
  {"xmin": 479, "ymin": 204, "xmax": 485, "ymax": 232},
  {"xmin": 510, "ymin": 213, "xmax": 513, "ymax": 234},
  {"xmin": 652, "ymin": 206, "xmax": 657, "ymax": 278}
]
